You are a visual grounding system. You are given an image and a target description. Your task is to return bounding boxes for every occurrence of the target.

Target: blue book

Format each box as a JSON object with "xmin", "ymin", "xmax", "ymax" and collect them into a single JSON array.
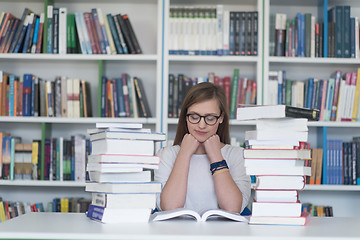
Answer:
[
  {"xmin": 307, "ymin": 78, "xmax": 314, "ymax": 109},
  {"xmin": 116, "ymin": 78, "xmax": 126, "ymax": 117},
  {"xmin": 325, "ymin": 78, "xmax": 335, "ymax": 121},
  {"xmin": 111, "ymin": 79, "xmax": 119, "ymax": 117},
  {"xmin": 31, "ymin": 74, "xmax": 35, "ymax": 116},
  {"xmin": 296, "ymin": 13, "xmax": 302, "ymax": 57},
  {"xmin": 8, "ymin": 75, "xmax": 16, "ymax": 116},
  {"xmin": 22, "ymin": 74, "xmax": 32, "ymax": 116},
  {"xmin": 350, "ymin": 17, "xmax": 355, "ymax": 58},
  {"xmin": 101, "ymin": 76, "xmax": 107, "ymax": 117},
  {"xmin": 22, "ymin": 13, "xmax": 34, "ymax": 53},
  {"xmin": 277, "ymin": 71, "xmax": 283, "ymax": 104},
  {"xmin": 301, "ymin": 14, "xmax": 305, "ymax": 57},
  {"xmin": 317, "ymin": 127, "xmax": 328, "ymax": 184},
  {"xmin": 31, "ymin": 17, "xmax": 40, "ymax": 53},
  {"xmin": 52, "ymin": 8, "xmax": 59, "ymax": 54},
  {"xmin": 107, "ymin": 14, "xmax": 123, "ymax": 54},
  {"xmin": 343, "ymin": 6, "xmax": 351, "ymax": 58}
]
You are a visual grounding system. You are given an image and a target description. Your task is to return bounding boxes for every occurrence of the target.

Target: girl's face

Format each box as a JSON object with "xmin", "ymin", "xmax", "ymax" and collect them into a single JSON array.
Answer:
[{"xmin": 186, "ymin": 98, "xmax": 224, "ymax": 143}]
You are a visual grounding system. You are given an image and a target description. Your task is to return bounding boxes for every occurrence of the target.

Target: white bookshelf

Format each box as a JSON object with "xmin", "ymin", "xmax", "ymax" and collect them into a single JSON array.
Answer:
[
  {"xmin": 1, "ymin": 0, "xmax": 360, "ymax": 217},
  {"xmin": 0, "ymin": 0, "xmax": 163, "ymax": 207}
]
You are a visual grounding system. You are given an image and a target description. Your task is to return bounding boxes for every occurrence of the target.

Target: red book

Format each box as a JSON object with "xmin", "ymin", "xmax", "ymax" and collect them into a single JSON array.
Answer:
[
  {"xmin": 222, "ymin": 77, "xmax": 231, "ymax": 112},
  {"xmin": 83, "ymin": 12, "xmax": 98, "ymax": 54},
  {"xmin": 89, "ymin": 12, "xmax": 102, "ymax": 54}
]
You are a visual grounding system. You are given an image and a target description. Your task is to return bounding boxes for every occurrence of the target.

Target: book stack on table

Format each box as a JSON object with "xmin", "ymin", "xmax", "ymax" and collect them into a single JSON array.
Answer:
[
  {"xmin": 237, "ymin": 105, "xmax": 320, "ymax": 226},
  {"xmin": 85, "ymin": 122, "xmax": 165, "ymax": 223}
]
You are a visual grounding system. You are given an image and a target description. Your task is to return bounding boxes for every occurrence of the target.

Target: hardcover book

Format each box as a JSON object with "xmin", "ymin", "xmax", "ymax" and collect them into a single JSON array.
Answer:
[
  {"xmin": 91, "ymin": 192, "xmax": 156, "ymax": 208},
  {"xmin": 87, "ymin": 204, "xmax": 152, "ymax": 223},
  {"xmin": 88, "ymin": 170, "xmax": 152, "ymax": 183},
  {"xmin": 236, "ymin": 105, "xmax": 320, "ymax": 121},
  {"xmin": 249, "ymin": 211, "xmax": 310, "ymax": 226},
  {"xmin": 85, "ymin": 182, "xmax": 161, "ymax": 194}
]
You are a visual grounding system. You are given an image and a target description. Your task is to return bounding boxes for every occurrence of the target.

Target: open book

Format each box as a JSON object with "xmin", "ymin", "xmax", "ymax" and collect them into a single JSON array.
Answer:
[{"xmin": 151, "ymin": 208, "xmax": 249, "ymax": 222}]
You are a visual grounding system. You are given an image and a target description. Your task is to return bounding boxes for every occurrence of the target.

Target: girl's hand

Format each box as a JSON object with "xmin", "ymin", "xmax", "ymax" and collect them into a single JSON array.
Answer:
[
  {"xmin": 203, "ymin": 134, "xmax": 223, "ymax": 163},
  {"xmin": 178, "ymin": 133, "xmax": 200, "ymax": 159}
]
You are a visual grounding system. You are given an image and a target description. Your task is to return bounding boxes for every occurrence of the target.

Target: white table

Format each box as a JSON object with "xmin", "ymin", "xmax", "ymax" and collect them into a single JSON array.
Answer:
[{"xmin": 0, "ymin": 212, "xmax": 359, "ymax": 240}]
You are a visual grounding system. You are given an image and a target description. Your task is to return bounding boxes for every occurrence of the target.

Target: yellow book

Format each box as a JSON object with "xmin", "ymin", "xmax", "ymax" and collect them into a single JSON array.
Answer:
[
  {"xmin": 0, "ymin": 202, "xmax": 6, "ymax": 222},
  {"xmin": 351, "ymin": 68, "xmax": 360, "ymax": 121},
  {"xmin": 60, "ymin": 198, "xmax": 69, "ymax": 212}
]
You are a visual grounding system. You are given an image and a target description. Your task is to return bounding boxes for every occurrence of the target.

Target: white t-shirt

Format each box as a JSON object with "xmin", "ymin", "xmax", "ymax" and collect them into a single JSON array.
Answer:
[{"xmin": 154, "ymin": 144, "xmax": 251, "ymax": 213}]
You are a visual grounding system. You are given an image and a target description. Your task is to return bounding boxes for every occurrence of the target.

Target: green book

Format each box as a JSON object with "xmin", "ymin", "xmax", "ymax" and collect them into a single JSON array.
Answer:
[{"xmin": 229, "ymin": 68, "xmax": 239, "ymax": 119}]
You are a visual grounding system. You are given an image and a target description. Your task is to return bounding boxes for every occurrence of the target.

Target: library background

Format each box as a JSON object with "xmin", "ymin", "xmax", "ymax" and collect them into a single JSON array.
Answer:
[{"xmin": 0, "ymin": 0, "xmax": 360, "ymax": 221}]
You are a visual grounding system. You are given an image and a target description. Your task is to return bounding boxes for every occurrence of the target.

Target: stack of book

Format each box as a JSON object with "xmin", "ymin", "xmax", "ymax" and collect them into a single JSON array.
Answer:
[
  {"xmin": 237, "ymin": 105, "xmax": 320, "ymax": 226},
  {"xmin": 85, "ymin": 122, "xmax": 165, "ymax": 223}
]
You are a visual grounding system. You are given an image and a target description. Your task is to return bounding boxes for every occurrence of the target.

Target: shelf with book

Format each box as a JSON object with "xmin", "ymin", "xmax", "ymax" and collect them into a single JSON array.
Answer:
[
  {"xmin": 0, "ymin": 117, "xmax": 157, "ymax": 124},
  {"xmin": 304, "ymin": 184, "xmax": 360, "ymax": 191},
  {"xmin": 0, "ymin": 0, "xmax": 163, "ymax": 208},
  {"xmin": 162, "ymin": 0, "xmax": 263, "ymax": 141},
  {"xmin": 0, "ymin": 53, "xmax": 158, "ymax": 61},
  {"xmin": 0, "ymin": 180, "xmax": 85, "ymax": 187},
  {"xmin": 269, "ymin": 56, "xmax": 360, "ymax": 64},
  {"xmin": 169, "ymin": 55, "xmax": 259, "ymax": 62}
]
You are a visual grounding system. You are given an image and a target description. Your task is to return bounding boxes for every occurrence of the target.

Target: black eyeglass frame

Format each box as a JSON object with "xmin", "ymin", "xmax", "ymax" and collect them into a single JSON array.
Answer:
[{"xmin": 186, "ymin": 112, "xmax": 222, "ymax": 126}]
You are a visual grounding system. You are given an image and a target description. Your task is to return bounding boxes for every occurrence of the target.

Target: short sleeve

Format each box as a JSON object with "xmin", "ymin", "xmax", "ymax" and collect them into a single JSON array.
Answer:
[
  {"xmin": 224, "ymin": 146, "xmax": 251, "ymax": 213},
  {"xmin": 154, "ymin": 145, "xmax": 179, "ymax": 210}
]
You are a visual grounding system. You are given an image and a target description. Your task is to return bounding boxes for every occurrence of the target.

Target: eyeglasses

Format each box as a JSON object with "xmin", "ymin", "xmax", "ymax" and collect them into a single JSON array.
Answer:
[{"xmin": 186, "ymin": 113, "xmax": 221, "ymax": 126}]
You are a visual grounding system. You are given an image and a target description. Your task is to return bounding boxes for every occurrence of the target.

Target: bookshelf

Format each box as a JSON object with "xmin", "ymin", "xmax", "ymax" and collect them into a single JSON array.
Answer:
[
  {"xmin": 0, "ymin": 0, "xmax": 163, "ymax": 207},
  {"xmin": 162, "ymin": 0, "xmax": 263, "ymax": 143},
  {"xmin": 262, "ymin": 0, "xmax": 360, "ymax": 217},
  {"xmin": 1, "ymin": 0, "xmax": 360, "ymax": 218}
]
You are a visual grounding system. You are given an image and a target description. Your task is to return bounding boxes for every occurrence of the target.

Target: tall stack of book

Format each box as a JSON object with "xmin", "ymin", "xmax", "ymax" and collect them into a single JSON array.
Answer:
[
  {"xmin": 85, "ymin": 122, "xmax": 165, "ymax": 223},
  {"xmin": 237, "ymin": 105, "xmax": 320, "ymax": 226}
]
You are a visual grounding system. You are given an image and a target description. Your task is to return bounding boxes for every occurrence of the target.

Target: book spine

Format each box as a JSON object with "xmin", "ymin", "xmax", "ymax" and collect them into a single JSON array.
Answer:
[
  {"xmin": 52, "ymin": 8, "xmax": 59, "ymax": 54},
  {"xmin": 107, "ymin": 14, "xmax": 123, "ymax": 54},
  {"xmin": 58, "ymin": 8, "xmax": 67, "ymax": 54},
  {"xmin": 31, "ymin": 17, "xmax": 40, "ymax": 53},
  {"xmin": 122, "ymin": 74, "xmax": 130, "ymax": 117},
  {"xmin": 22, "ymin": 74, "xmax": 32, "ymax": 116},
  {"xmin": 113, "ymin": 14, "xmax": 128, "ymax": 54},
  {"xmin": 46, "ymin": 5, "xmax": 53, "ymax": 53},
  {"xmin": 122, "ymin": 14, "xmax": 141, "ymax": 54}
]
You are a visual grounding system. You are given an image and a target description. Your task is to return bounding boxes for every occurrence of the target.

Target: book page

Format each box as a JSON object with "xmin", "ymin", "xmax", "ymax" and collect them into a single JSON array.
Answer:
[
  {"xmin": 200, "ymin": 209, "xmax": 249, "ymax": 222},
  {"xmin": 151, "ymin": 208, "xmax": 200, "ymax": 221}
]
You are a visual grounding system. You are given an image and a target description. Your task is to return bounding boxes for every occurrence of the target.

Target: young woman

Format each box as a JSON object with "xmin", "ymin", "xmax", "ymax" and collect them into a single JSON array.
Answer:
[{"xmin": 154, "ymin": 82, "xmax": 251, "ymax": 213}]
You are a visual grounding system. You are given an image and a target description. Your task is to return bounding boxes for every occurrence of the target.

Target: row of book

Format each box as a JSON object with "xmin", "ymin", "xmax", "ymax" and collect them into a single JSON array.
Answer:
[
  {"xmin": 268, "ymin": 69, "xmax": 360, "ymax": 122},
  {"xmin": 85, "ymin": 123, "xmax": 165, "ymax": 223},
  {"xmin": 302, "ymin": 203, "xmax": 333, "ymax": 217},
  {"xmin": 168, "ymin": 69, "xmax": 257, "ymax": 119},
  {"xmin": 101, "ymin": 75, "xmax": 151, "ymax": 118},
  {"xmin": 0, "ymin": 132, "xmax": 91, "ymax": 181},
  {"xmin": 0, "ymin": 197, "xmax": 91, "ymax": 222},
  {"xmin": 0, "ymin": 7, "xmax": 142, "ymax": 54},
  {"xmin": 0, "ymin": 71, "xmax": 92, "ymax": 117},
  {"xmin": 169, "ymin": 6, "xmax": 258, "ymax": 56},
  {"xmin": 318, "ymin": 138, "xmax": 360, "ymax": 185},
  {"xmin": 270, "ymin": 6, "xmax": 359, "ymax": 58}
]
